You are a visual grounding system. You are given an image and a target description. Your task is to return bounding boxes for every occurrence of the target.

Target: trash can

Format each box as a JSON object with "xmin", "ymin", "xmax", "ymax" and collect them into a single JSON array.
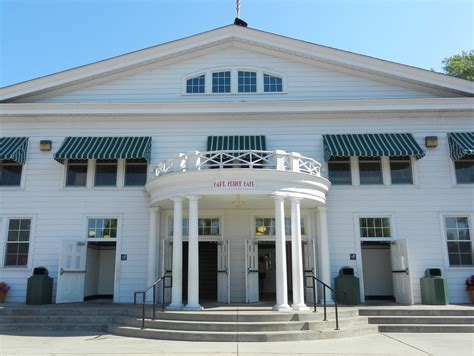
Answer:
[
  {"xmin": 420, "ymin": 268, "xmax": 449, "ymax": 305},
  {"xmin": 26, "ymin": 267, "xmax": 53, "ymax": 305},
  {"xmin": 334, "ymin": 267, "xmax": 360, "ymax": 305}
]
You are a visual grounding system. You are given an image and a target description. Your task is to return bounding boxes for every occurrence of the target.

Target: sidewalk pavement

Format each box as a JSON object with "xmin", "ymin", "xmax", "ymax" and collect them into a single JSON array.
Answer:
[{"xmin": 0, "ymin": 331, "xmax": 473, "ymax": 356}]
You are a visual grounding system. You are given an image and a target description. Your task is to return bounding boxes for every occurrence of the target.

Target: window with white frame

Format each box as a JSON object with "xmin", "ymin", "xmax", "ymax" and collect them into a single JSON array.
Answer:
[
  {"xmin": 390, "ymin": 156, "xmax": 413, "ymax": 184},
  {"xmin": 255, "ymin": 217, "xmax": 306, "ymax": 236},
  {"xmin": 454, "ymin": 155, "xmax": 474, "ymax": 184},
  {"xmin": 359, "ymin": 217, "xmax": 391, "ymax": 239},
  {"xmin": 359, "ymin": 157, "xmax": 383, "ymax": 185},
  {"xmin": 87, "ymin": 218, "xmax": 118, "ymax": 239},
  {"xmin": 5, "ymin": 218, "xmax": 31, "ymax": 266},
  {"xmin": 66, "ymin": 159, "xmax": 88, "ymax": 187},
  {"xmin": 0, "ymin": 160, "xmax": 23, "ymax": 186},
  {"xmin": 444, "ymin": 216, "xmax": 472, "ymax": 266},
  {"xmin": 168, "ymin": 217, "xmax": 220, "ymax": 236},
  {"xmin": 186, "ymin": 75, "xmax": 205, "ymax": 94},
  {"xmin": 238, "ymin": 71, "xmax": 257, "ymax": 93},
  {"xmin": 124, "ymin": 159, "xmax": 147, "ymax": 186},
  {"xmin": 212, "ymin": 71, "xmax": 231, "ymax": 93},
  {"xmin": 94, "ymin": 160, "xmax": 118, "ymax": 186},
  {"xmin": 263, "ymin": 74, "xmax": 283, "ymax": 92},
  {"xmin": 328, "ymin": 157, "xmax": 351, "ymax": 185}
]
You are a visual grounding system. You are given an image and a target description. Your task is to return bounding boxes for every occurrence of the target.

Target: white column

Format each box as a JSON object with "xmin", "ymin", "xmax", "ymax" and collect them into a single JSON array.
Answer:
[
  {"xmin": 291, "ymin": 197, "xmax": 309, "ymax": 310},
  {"xmin": 272, "ymin": 196, "xmax": 291, "ymax": 312},
  {"xmin": 147, "ymin": 207, "xmax": 160, "ymax": 302},
  {"xmin": 168, "ymin": 197, "xmax": 184, "ymax": 310},
  {"xmin": 184, "ymin": 196, "xmax": 203, "ymax": 310},
  {"xmin": 317, "ymin": 206, "xmax": 333, "ymax": 304}
]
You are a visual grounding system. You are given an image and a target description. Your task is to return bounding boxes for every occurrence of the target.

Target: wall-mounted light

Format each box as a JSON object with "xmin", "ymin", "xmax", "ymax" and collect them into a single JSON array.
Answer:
[
  {"xmin": 425, "ymin": 136, "xmax": 438, "ymax": 148},
  {"xmin": 40, "ymin": 140, "xmax": 52, "ymax": 151}
]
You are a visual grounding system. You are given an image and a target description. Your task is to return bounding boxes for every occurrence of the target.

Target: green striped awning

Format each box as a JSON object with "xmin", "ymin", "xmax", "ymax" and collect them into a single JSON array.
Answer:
[
  {"xmin": 207, "ymin": 136, "xmax": 266, "ymax": 151},
  {"xmin": 448, "ymin": 132, "xmax": 474, "ymax": 160},
  {"xmin": 323, "ymin": 133, "xmax": 425, "ymax": 161},
  {"xmin": 54, "ymin": 137, "xmax": 152, "ymax": 163},
  {"xmin": 0, "ymin": 137, "xmax": 28, "ymax": 164}
]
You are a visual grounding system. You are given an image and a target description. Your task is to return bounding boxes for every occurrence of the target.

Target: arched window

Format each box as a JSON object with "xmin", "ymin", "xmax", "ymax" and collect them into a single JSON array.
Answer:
[
  {"xmin": 263, "ymin": 74, "xmax": 283, "ymax": 92},
  {"xmin": 186, "ymin": 75, "xmax": 205, "ymax": 93},
  {"xmin": 183, "ymin": 69, "xmax": 286, "ymax": 94}
]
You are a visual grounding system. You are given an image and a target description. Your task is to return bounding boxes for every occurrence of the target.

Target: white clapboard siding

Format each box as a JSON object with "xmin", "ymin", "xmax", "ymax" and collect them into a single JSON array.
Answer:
[
  {"xmin": 30, "ymin": 46, "xmax": 452, "ymax": 103},
  {"xmin": 0, "ymin": 113, "xmax": 473, "ymax": 303}
]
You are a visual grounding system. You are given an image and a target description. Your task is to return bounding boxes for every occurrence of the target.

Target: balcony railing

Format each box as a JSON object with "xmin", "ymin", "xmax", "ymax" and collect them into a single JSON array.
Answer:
[{"xmin": 153, "ymin": 150, "xmax": 321, "ymax": 177}]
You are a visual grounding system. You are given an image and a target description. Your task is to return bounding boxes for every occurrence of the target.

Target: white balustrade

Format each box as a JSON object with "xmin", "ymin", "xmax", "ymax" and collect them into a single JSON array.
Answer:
[{"xmin": 153, "ymin": 150, "xmax": 321, "ymax": 177}]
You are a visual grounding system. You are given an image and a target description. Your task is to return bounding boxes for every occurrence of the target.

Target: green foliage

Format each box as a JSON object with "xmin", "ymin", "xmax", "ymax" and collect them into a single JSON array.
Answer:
[{"xmin": 442, "ymin": 50, "xmax": 474, "ymax": 81}]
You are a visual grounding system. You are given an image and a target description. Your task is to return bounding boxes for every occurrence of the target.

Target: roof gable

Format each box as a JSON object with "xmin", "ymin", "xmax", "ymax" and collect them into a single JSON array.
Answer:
[
  {"xmin": 1, "ymin": 24, "xmax": 473, "ymax": 102},
  {"xmin": 29, "ymin": 45, "xmax": 451, "ymax": 103}
]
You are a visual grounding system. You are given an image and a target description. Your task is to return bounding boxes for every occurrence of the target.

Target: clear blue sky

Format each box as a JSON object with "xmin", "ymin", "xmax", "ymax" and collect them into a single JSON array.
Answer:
[{"xmin": 0, "ymin": 0, "xmax": 473, "ymax": 87}]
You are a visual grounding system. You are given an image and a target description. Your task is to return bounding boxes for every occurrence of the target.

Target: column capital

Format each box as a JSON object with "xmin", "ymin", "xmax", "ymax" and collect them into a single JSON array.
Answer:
[
  {"xmin": 150, "ymin": 206, "xmax": 160, "ymax": 213},
  {"xmin": 271, "ymin": 194, "xmax": 286, "ymax": 202},
  {"xmin": 172, "ymin": 196, "xmax": 185, "ymax": 203},
  {"xmin": 290, "ymin": 196, "xmax": 302, "ymax": 203},
  {"xmin": 187, "ymin": 195, "xmax": 202, "ymax": 201},
  {"xmin": 317, "ymin": 206, "xmax": 328, "ymax": 213}
]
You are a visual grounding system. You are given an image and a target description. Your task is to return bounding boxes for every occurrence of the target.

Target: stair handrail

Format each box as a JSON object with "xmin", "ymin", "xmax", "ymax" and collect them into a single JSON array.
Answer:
[
  {"xmin": 133, "ymin": 273, "xmax": 172, "ymax": 329},
  {"xmin": 304, "ymin": 273, "xmax": 346, "ymax": 330}
]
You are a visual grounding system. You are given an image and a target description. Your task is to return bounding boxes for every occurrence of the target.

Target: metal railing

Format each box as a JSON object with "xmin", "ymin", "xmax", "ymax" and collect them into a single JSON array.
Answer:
[
  {"xmin": 154, "ymin": 150, "xmax": 321, "ymax": 177},
  {"xmin": 133, "ymin": 274, "xmax": 172, "ymax": 329},
  {"xmin": 304, "ymin": 273, "xmax": 345, "ymax": 330}
]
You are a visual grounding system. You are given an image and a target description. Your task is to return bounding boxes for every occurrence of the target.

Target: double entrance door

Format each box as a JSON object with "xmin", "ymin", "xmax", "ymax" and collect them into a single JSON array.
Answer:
[
  {"xmin": 245, "ymin": 239, "xmax": 315, "ymax": 304},
  {"xmin": 163, "ymin": 240, "xmax": 230, "ymax": 304}
]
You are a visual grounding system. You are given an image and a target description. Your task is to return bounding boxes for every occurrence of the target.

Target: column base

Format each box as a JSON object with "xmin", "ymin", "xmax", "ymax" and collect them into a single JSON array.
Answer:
[
  {"xmin": 166, "ymin": 303, "xmax": 184, "ymax": 311},
  {"xmin": 291, "ymin": 304, "xmax": 310, "ymax": 311},
  {"xmin": 184, "ymin": 304, "xmax": 203, "ymax": 311},
  {"xmin": 272, "ymin": 304, "xmax": 291, "ymax": 312}
]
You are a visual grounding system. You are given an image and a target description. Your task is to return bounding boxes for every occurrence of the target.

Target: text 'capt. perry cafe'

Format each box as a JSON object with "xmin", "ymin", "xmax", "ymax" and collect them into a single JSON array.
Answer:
[{"xmin": 213, "ymin": 180, "xmax": 256, "ymax": 189}]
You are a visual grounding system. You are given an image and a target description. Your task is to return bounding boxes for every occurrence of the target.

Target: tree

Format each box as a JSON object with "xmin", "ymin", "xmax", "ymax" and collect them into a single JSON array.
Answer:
[{"xmin": 442, "ymin": 50, "xmax": 474, "ymax": 81}]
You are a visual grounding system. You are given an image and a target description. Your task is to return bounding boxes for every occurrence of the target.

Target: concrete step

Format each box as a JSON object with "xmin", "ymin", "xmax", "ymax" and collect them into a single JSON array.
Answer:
[
  {"xmin": 0, "ymin": 323, "xmax": 108, "ymax": 332},
  {"xmin": 107, "ymin": 324, "xmax": 378, "ymax": 342},
  {"xmin": 378, "ymin": 324, "xmax": 474, "ymax": 333},
  {"xmin": 0, "ymin": 307, "xmax": 125, "ymax": 316},
  {"xmin": 125, "ymin": 308, "xmax": 359, "ymax": 322},
  {"xmin": 359, "ymin": 308, "xmax": 474, "ymax": 317},
  {"xmin": 0, "ymin": 315, "xmax": 114, "ymax": 324},
  {"xmin": 368, "ymin": 316, "xmax": 474, "ymax": 325},
  {"xmin": 113, "ymin": 315, "xmax": 369, "ymax": 332}
]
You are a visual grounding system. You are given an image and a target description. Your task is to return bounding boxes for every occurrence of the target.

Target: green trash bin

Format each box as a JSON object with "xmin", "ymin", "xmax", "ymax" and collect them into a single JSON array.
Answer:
[
  {"xmin": 334, "ymin": 267, "xmax": 360, "ymax": 305},
  {"xmin": 420, "ymin": 268, "xmax": 449, "ymax": 305},
  {"xmin": 26, "ymin": 267, "xmax": 53, "ymax": 305}
]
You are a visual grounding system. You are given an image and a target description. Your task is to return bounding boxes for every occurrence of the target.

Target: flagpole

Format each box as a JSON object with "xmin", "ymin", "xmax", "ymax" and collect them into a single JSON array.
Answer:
[{"xmin": 236, "ymin": 0, "xmax": 241, "ymax": 18}]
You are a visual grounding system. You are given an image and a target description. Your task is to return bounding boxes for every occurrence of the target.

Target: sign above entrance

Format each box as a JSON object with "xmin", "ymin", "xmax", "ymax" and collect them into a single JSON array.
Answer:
[{"xmin": 213, "ymin": 180, "xmax": 256, "ymax": 189}]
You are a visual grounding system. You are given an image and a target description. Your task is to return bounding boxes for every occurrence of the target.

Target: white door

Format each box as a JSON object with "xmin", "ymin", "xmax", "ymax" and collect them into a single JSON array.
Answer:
[
  {"xmin": 217, "ymin": 240, "xmax": 230, "ymax": 303},
  {"xmin": 56, "ymin": 240, "xmax": 87, "ymax": 303},
  {"xmin": 162, "ymin": 239, "xmax": 173, "ymax": 303},
  {"xmin": 390, "ymin": 239, "xmax": 413, "ymax": 305},
  {"xmin": 303, "ymin": 240, "xmax": 315, "ymax": 304},
  {"xmin": 245, "ymin": 239, "xmax": 259, "ymax": 303}
]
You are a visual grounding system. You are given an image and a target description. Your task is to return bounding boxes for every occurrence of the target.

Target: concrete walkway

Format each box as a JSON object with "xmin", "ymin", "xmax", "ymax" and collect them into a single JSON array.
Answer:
[{"xmin": 0, "ymin": 331, "xmax": 472, "ymax": 356}]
